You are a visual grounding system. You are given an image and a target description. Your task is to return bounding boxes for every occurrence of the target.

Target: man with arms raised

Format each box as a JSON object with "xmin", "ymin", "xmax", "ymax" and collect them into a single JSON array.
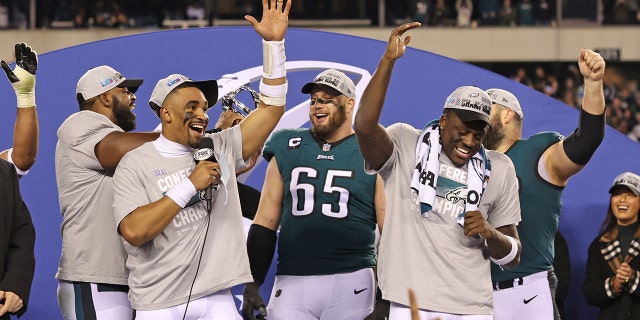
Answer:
[{"xmin": 354, "ymin": 22, "xmax": 522, "ymax": 320}]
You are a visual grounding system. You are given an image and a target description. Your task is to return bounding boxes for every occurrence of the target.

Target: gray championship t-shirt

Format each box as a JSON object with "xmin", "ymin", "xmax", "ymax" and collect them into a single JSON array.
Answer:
[
  {"xmin": 55, "ymin": 111, "xmax": 129, "ymax": 285},
  {"xmin": 113, "ymin": 126, "xmax": 252, "ymax": 310},
  {"xmin": 371, "ymin": 123, "xmax": 521, "ymax": 315}
]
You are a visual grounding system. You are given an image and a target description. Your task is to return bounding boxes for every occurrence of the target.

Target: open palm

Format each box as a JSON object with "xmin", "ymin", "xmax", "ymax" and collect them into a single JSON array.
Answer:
[{"xmin": 245, "ymin": 0, "xmax": 291, "ymax": 41}]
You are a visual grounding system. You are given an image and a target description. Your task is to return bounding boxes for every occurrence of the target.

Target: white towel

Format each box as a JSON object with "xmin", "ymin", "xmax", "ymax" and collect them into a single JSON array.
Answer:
[{"xmin": 410, "ymin": 120, "xmax": 491, "ymax": 225}]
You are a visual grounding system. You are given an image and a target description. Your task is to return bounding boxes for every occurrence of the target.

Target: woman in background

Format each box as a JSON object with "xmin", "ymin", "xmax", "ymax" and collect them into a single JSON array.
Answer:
[{"xmin": 584, "ymin": 172, "xmax": 640, "ymax": 319}]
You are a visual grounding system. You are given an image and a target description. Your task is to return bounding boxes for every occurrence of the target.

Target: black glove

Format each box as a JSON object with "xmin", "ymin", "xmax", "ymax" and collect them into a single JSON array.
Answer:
[
  {"xmin": 364, "ymin": 286, "xmax": 390, "ymax": 320},
  {"xmin": 242, "ymin": 282, "xmax": 267, "ymax": 320}
]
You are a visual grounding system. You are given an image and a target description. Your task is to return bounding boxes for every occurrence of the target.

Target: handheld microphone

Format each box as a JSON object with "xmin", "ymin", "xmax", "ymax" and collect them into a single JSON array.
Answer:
[{"xmin": 194, "ymin": 137, "xmax": 217, "ymax": 214}]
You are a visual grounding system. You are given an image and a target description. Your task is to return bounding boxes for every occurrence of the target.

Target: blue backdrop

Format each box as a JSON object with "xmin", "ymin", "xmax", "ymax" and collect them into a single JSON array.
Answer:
[{"xmin": 0, "ymin": 27, "xmax": 636, "ymax": 320}]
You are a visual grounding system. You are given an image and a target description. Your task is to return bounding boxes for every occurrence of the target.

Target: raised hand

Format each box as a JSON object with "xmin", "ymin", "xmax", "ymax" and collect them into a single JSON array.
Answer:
[
  {"xmin": 578, "ymin": 49, "xmax": 605, "ymax": 83},
  {"xmin": 1, "ymin": 42, "xmax": 37, "ymax": 107},
  {"xmin": 245, "ymin": 0, "xmax": 291, "ymax": 41},
  {"xmin": 383, "ymin": 22, "xmax": 421, "ymax": 62}
]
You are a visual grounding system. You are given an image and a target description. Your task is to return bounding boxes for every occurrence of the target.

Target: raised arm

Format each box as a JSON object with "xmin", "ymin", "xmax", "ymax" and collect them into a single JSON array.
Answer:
[
  {"xmin": 354, "ymin": 22, "xmax": 421, "ymax": 171},
  {"xmin": 0, "ymin": 43, "xmax": 39, "ymax": 175},
  {"xmin": 545, "ymin": 49, "xmax": 605, "ymax": 185},
  {"xmin": 240, "ymin": 0, "xmax": 291, "ymax": 159}
]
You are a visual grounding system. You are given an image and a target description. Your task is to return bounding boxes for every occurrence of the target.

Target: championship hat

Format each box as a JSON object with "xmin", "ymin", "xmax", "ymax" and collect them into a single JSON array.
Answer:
[
  {"xmin": 148, "ymin": 74, "xmax": 218, "ymax": 118},
  {"xmin": 301, "ymin": 69, "xmax": 356, "ymax": 99},
  {"xmin": 76, "ymin": 65, "xmax": 143, "ymax": 100},
  {"xmin": 609, "ymin": 172, "xmax": 640, "ymax": 196},
  {"xmin": 443, "ymin": 86, "xmax": 492, "ymax": 126},
  {"xmin": 486, "ymin": 88, "xmax": 524, "ymax": 119}
]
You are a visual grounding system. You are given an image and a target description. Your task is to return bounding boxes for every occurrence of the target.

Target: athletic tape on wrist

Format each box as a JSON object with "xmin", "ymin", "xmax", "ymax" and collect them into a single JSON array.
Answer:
[
  {"xmin": 166, "ymin": 178, "xmax": 197, "ymax": 208},
  {"xmin": 262, "ymin": 39, "xmax": 286, "ymax": 79},
  {"xmin": 490, "ymin": 235, "xmax": 518, "ymax": 266},
  {"xmin": 13, "ymin": 66, "xmax": 36, "ymax": 107},
  {"xmin": 259, "ymin": 81, "xmax": 287, "ymax": 106},
  {"xmin": 17, "ymin": 92, "xmax": 35, "ymax": 108}
]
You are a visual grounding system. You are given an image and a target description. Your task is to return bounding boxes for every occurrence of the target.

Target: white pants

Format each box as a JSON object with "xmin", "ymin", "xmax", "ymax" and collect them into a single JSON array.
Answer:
[
  {"xmin": 266, "ymin": 268, "xmax": 375, "ymax": 320},
  {"xmin": 134, "ymin": 289, "xmax": 241, "ymax": 320},
  {"xmin": 58, "ymin": 280, "xmax": 132, "ymax": 320},
  {"xmin": 492, "ymin": 271, "xmax": 554, "ymax": 320},
  {"xmin": 389, "ymin": 302, "xmax": 493, "ymax": 320}
]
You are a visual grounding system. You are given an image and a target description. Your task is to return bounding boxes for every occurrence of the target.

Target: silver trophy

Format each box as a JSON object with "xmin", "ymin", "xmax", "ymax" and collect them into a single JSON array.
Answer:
[{"xmin": 221, "ymin": 84, "xmax": 260, "ymax": 116}]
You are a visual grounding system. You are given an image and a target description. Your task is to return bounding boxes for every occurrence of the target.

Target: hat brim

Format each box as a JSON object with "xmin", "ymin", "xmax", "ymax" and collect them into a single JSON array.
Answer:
[
  {"xmin": 118, "ymin": 79, "xmax": 144, "ymax": 94},
  {"xmin": 609, "ymin": 184, "xmax": 640, "ymax": 196},
  {"xmin": 192, "ymin": 80, "xmax": 219, "ymax": 107},
  {"xmin": 301, "ymin": 82, "xmax": 344, "ymax": 98},
  {"xmin": 448, "ymin": 108, "xmax": 491, "ymax": 128}
]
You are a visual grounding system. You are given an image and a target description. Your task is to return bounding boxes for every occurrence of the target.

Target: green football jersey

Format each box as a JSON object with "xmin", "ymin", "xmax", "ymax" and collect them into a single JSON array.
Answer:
[
  {"xmin": 263, "ymin": 128, "xmax": 378, "ymax": 276},
  {"xmin": 491, "ymin": 131, "xmax": 564, "ymax": 282}
]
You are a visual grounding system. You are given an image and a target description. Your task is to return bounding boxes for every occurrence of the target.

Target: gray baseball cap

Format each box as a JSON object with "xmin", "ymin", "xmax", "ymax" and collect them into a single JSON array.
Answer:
[
  {"xmin": 301, "ymin": 69, "xmax": 356, "ymax": 99},
  {"xmin": 148, "ymin": 74, "xmax": 218, "ymax": 118},
  {"xmin": 76, "ymin": 65, "xmax": 143, "ymax": 100},
  {"xmin": 609, "ymin": 172, "xmax": 640, "ymax": 196},
  {"xmin": 486, "ymin": 88, "xmax": 524, "ymax": 120},
  {"xmin": 443, "ymin": 86, "xmax": 492, "ymax": 126}
]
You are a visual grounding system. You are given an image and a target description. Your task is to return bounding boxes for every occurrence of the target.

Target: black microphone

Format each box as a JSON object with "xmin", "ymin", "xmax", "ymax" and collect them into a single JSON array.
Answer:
[{"xmin": 194, "ymin": 137, "xmax": 217, "ymax": 214}]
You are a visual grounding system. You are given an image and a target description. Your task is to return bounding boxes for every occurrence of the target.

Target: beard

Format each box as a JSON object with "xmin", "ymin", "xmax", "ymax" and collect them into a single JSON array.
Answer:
[
  {"xmin": 113, "ymin": 99, "xmax": 136, "ymax": 132},
  {"xmin": 483, "ymin": 118, "xmax": 504, "ymax": 151},
  {"xmin": 311, "ymin": 103, "xmax": 347, "ymax": 140}
]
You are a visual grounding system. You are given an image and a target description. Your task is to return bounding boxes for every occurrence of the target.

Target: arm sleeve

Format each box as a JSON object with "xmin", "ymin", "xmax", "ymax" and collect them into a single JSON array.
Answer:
[{"xmin": 553, "ymin": 232, "xmax": 571, "ymax": 302}]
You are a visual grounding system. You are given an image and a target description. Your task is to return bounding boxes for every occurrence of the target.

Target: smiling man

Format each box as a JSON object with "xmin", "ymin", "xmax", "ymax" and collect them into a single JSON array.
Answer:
[
  {"xmin": 55, "ymin": 65, "xmax": 159, "ymax": 320},
  {"xmin": 241, "ymin": 69, "xmax": 385, "ymax": 320},
  {"xmin": 353, "ymin": 22, "xmax": 522, "ymax": 320},
  {"xmin": 111, "ymin": 0, "xmax": 290, "ymax": 318}
]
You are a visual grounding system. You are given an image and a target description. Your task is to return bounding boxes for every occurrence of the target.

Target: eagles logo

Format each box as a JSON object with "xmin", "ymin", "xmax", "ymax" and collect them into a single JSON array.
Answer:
[{"xmin": 444, "ymin": 187, "xmax": 467, "ymax": 205}]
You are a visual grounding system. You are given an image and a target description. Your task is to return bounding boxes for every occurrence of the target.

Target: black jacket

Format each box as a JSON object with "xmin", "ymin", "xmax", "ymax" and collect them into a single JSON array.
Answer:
[
  {"xmin": 0, "ymin": 159, "xmax": 35, "ymax": 319},
  {"xmin": 584, "ymin": 226, "xmax": 640, "ymax": 320}
]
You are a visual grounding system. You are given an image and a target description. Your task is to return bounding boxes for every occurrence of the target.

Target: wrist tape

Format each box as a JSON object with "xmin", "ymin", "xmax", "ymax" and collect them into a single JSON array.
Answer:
[
  {"xmin": 262, "ymin": 39, "xmax": 286, "ymax": 79},
  {"xmin": 259, "ymin": 81, "xmax": 287, "ymax": 106},
  {"xmin": 13, "ymin": 66, "xmax": 35, "ymax": 107},
  {"xmin": 166, "ymin": 178, "xmax": 197, "ymax": 208},
  {"xmin": 490, "ymin": 235, "xmax": 518, "ymax": 267}
]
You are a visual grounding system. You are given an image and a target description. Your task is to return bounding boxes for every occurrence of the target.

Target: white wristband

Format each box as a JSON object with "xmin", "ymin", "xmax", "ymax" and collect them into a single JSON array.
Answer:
[
  {"xmin": 259, "ymin": 95, "xmax": 286, "ymax": 107},
  {"xmin": 262, "ymin": 39, "xmax": 286, "ymax": 79},
  {"xmin": 166, "ymin": 178, "xmax": 197, "ymax": 208},
  {"xmin": 259, "ymin": 81, "xmax": 287, "ymax": 107},
  {"xmin": 490, "ymin": 235, "xmax": 518, "ymax": 267},
  {"xmin": 6, "ymin": 148, "xmax": 29, "ymax": 176},
  {"xmin": 259, "ymin": 81, "xmax": 288, "ymax": 98}
]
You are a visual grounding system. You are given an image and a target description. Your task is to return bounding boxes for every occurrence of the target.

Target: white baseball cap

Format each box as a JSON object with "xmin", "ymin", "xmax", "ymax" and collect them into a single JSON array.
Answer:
[
  {"xmin": 148, "ymin": 74, "xmax": 218, "ymax": 118},
  {"xmin": 486, "ymin": 88, "xmax": 524, "ymax": 120},
  {"xmin": 443, "ymin": 86, "xmax": 492, "ymax": 126},
  {"xmin": 301, "ymin": 69, "xmax": 356, "ymax": 99},
  {"xmin": 76, "ymin": 65, "xmax": 143, "ymax": 100},
  {"xmin": 609, "ymin": 172, "xmax": 640, "ymax": 196}
]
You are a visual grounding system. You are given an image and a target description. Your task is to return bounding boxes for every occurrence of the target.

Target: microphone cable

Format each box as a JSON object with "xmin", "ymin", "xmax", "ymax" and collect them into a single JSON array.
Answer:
[{"xmin": 182, "ymin": 207, "xmax": 212, "ymax": 320}]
